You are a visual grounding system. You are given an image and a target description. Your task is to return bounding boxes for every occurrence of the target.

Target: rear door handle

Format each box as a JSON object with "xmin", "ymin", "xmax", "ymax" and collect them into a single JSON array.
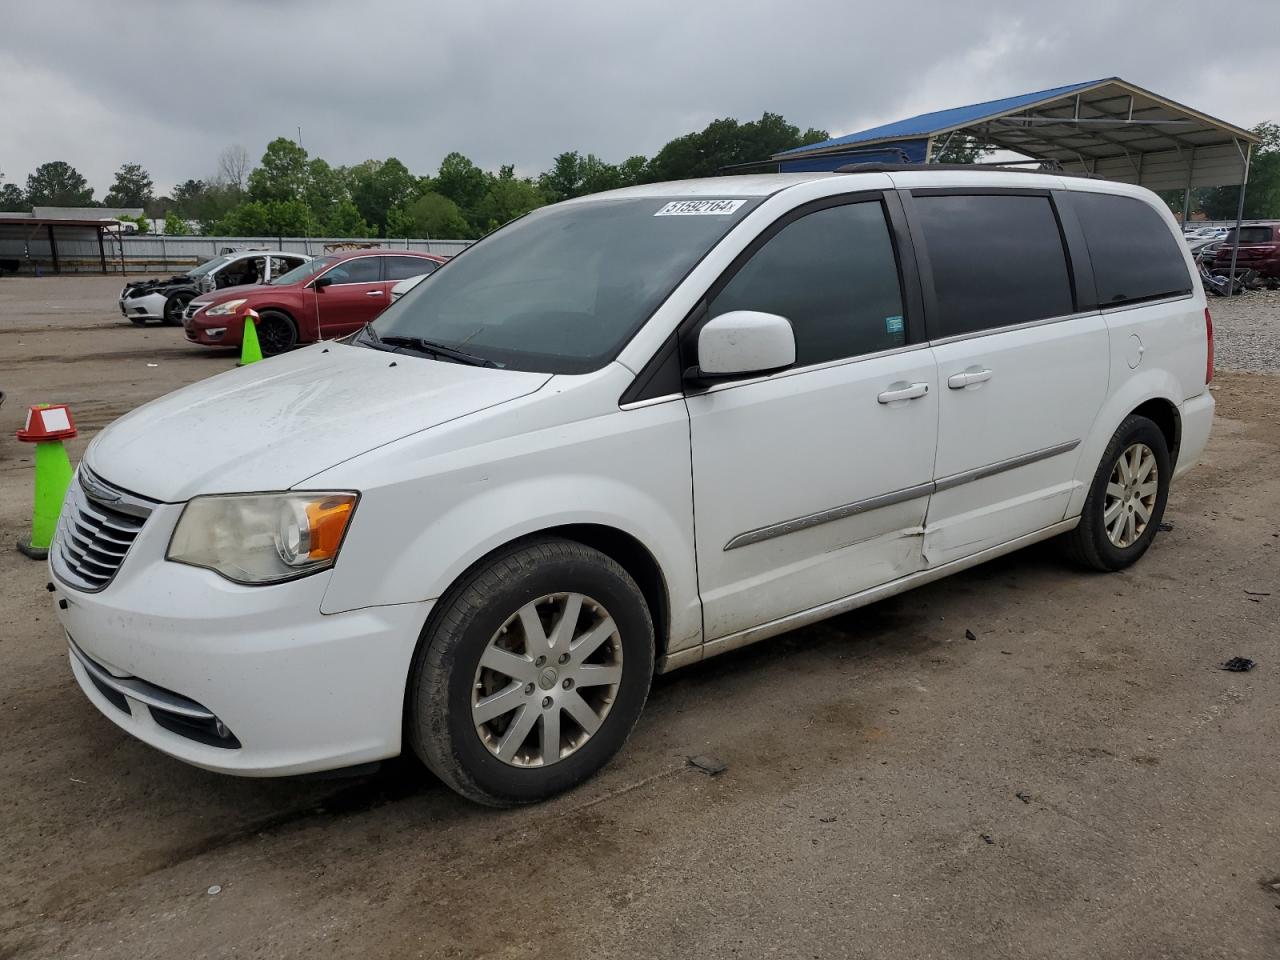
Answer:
[
  {"xmin": 365, "ymin": 290, "xmax": 385, "ymax": 297},
  {"xmin": 947, "ymin": 368, "xmax": 992, "ymax": 389},
  {"xmin": 877, "ymin": 381, "xmax": 930, "ymax": 404}
]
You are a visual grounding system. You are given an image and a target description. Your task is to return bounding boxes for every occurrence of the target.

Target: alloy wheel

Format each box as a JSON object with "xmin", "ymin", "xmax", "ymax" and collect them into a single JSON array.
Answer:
[
  {"xmin": 1103, "ymin": 442, "xmax": 1158, "ymax": 548},
  {"xmin": 471, "ymin": 592, "xmax": 623, "ymax": 767}
]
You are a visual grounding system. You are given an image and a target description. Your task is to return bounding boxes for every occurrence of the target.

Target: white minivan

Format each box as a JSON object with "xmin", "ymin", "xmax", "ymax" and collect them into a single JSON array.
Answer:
[{"xmin": 52, "ymin": 167, "xmax": 1214, "ymax": 805}]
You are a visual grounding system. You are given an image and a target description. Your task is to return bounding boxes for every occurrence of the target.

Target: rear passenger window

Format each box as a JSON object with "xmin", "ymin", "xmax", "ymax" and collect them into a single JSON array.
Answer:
[
  {"xmin": 385, "ymin": 256, "xmax": 439, "ymax": 281},
  {"xmin": 1074, "ymin": 193, "xmax": 1193, "ymax": 306},
  {"xmin": 915, "ymin": 193, "xmax": 1074, "ymax": 338},
  {"xmin": 709, "ymin": 201, "xmax": 906, "ymax": 367}
]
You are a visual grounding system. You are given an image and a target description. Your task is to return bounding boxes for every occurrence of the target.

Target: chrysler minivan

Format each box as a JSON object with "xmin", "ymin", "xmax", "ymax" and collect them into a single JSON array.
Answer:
[{"xmin": 51, "ymin": 167, "xmax": 1214, "ymax": 805}]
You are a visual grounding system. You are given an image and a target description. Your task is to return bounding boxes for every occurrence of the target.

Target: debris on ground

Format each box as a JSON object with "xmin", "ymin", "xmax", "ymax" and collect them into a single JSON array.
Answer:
[
  {"xmin": 980, "ymin": 834, "xmax": 995, "ymax": 844},
  {"xmin": 207, "ymin": 885, "xmax": 222, "ymax": 896},
  {"xmin": 1015, "ymin": 791, "xmax": 1031, "ymax": 804},
  {"xmin": 1220, "ymin": 657, "xmax": 1256, "ymax": 673},
  {"xmin": 1158, "ymin": 521, "xmax": 1174, "ymax": 532},
  {"xmin": 819, "ymin": 816, "xmax": 838, "ymax": 823},
  {"xmin": 964, "ymin": 629, "xmax": 978, "ymax": 642},
  {"xmin": 1244, "ymin": 590, "xmax": 1271, "ymax": 597},
  {"xmin": 687, "ymin": 755, "xmax": 727, "ymax": 776}
]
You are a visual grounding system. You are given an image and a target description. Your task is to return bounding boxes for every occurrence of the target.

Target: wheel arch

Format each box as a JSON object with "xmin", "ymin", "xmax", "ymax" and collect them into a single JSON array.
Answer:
[{"xmin": 1129, "ymin": 396, "xmax": 1181, "ymax": 468}]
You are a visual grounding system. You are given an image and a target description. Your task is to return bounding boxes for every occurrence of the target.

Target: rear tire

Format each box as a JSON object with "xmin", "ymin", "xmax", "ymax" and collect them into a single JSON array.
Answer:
[
  {"xmin": 256, "ymin": 309, "xmax": 297, "ymax": 356},
  {"xmin": 1063, "ymin": 414, "xmax": 1171, "ymax": 571},
  {"xmin": 407, "ymin": 538, "xmax": 654, "ymax": 807}
]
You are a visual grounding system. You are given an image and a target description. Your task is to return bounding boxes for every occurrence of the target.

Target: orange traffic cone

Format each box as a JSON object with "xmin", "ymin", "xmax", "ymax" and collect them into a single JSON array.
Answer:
[
  {"xmin": 16, "ymin": 404, "xmax": 77, "ymax": 560},
  {"xmin": 238, "ymin": 308, "xmax": 263, "ymax": 366}
]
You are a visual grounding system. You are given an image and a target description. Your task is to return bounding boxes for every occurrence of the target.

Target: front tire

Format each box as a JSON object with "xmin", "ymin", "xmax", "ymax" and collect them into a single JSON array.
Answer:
[
  {"xmin": 1064, "ymin": 414, "xmax": 1171, "ymax": 571},
  {"xmin": 407, "ymin": 538, "xmax": 654, "ymax": 806},
  {"xmin": 255, "ymin": 309, "xmax": 298, "ymax": 356},
  {"xmin": 163, "ymin": 292, "xmax": 192, "ymax": 325}
]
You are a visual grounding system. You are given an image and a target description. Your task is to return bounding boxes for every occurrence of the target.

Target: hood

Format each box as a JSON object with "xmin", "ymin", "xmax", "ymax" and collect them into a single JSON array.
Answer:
[
  {"xmin": 123, "ymin": 274, "xmax": 193, "ymax": 294},
  {"xmin": 86, "ymin": 344, "xmax": 551, "ymax": 502}
]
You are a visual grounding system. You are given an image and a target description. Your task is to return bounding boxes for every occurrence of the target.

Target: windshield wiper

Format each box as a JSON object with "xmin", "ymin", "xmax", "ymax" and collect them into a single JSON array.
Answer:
[{"xmin": 377, "ymin": 334, "xmax": 499, "ymax": 368}]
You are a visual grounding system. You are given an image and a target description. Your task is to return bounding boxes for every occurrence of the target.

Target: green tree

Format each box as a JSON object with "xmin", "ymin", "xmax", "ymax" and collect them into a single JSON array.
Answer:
[
  {"xmin": 538, "ymin": 151, "xmax": 587, "ymax": 203},
  {"xmin": 348, "ymin": 158, "xmax": 417, "ymax": 234},
  {"xmin": 474, "ymin": 167, "xmax": 545, "ymax": 231},
  {"xmin": 386, "ymin": 192, "xmax": 472, "ymax": 239},
  {"xmin": 163, "ymin": 211, "xmax": 191, "ymax": 236},
  {"xmin": 932, "ymin": 134, "xmax": 989, "ymax": 164},
  {"xmin": 247, "ymin": 137, "xmax": 310, "ymax": 203},
  {"xmin": 25, "ymin": 161, "xmax": 94, "ymax": 206},
  {"xmin": 104, "ymin": 162, "xmax": 154, "ymax": 207},
  {"xmin": 304, "ymin": 157, "xmax": 347, "ymax": 228},
  {"xmin": 0, "ymin": 180, "xmax": 24, "ymax": 211},
  {"xmin": 645, "ymin": 113, "xmax": 828, "ymax": 181},
  {"xmin": 434, "ymin": 152, "xmax": 489, "ymax": 222},
  {"xmin": 324, "ymin": 198, "xmax": 374, "ymax": 237},
  {"xmin": 214, "ymin": 199, "xmax": 315, "ymax": 236}
]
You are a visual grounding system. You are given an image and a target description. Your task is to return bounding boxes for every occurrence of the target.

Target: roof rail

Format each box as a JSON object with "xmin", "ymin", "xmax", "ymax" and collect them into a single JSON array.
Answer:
[{"xmin": 834, "ymin": 160, "xmax": 1098, "ymax": 178}]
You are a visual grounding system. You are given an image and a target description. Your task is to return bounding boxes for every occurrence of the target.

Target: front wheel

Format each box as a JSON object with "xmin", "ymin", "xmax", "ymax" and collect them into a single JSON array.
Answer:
[
  {"xmin": 255, "ymin": 309, "xmax": 298, "ymax": 356},
  {"xmin": 163, "ymin": 292, "xmax": 192, "ymax": 325},
  {"xmin": 1063, "ymin": 414, "xmax": 1171, "ymax": 571},
  {"xmin": 407, "ymin": 539, "xmax": 654, "ymax": 806}
]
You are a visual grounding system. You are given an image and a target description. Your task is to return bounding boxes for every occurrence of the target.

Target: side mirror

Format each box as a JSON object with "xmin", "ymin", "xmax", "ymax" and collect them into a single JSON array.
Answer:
[
  {"xmin": 312, "ymin": 276, "xmax": 333, "ymax": 291},
  {"xmin": 686, "ymin": 311, "xmax": 795, "ymax": 386}
]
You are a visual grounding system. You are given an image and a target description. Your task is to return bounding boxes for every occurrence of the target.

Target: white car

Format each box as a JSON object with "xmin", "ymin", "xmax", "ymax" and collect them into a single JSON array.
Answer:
[
  {"xmin": 389, "ymin": 266, "xmax": 439, "ymax": 303},
  {"xmin": 54, "ymin": 169, "xmax": 1214, "ymax": 805},
  {"xmin": 117, "ymin": 251, "xmax": 310, "ymax": 325}
]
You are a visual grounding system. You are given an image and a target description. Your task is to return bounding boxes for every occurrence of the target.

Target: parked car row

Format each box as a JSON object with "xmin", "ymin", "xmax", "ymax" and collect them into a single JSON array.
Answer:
[{"xmin": 118, "ymin": 250, "xmax": 311, "ymax": 325}]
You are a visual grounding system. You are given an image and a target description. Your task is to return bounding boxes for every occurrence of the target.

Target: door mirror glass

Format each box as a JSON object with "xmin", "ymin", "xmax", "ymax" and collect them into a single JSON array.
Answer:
[
  {"xmin": 312, "ymin": 275, "xmax": 334, "ymax": 290},
  {"xmin": 689, "ymin": 310, "xmax": 795, "ymax": 384}
]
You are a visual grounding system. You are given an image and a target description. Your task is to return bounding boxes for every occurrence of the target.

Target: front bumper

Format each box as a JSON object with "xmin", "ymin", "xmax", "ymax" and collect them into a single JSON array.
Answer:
[
  {"xmin": 118, "ymin": 291, "xmax": 167, "ymax": 320},
  {"xmin": 51, "ymin": 496, "xmax": 431, "ymax": 776},
  {"xmin": 184, "ymin": 303, "xmax": 242, "ymax": 346}
]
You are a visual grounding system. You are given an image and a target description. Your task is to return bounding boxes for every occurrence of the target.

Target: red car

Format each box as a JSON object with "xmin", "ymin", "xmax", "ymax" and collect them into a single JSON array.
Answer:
[
  {"xmin": 1212, "ymin": 222, "xmax": 1280, "ymax": 282},
  {"xmin": 183, "ymin": 250, "xmax": 448, "ymax": 354}
]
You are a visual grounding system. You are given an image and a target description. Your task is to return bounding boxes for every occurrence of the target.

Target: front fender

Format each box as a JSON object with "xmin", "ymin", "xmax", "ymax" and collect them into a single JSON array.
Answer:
[{"xmin": 317, "ymin": 396, "xmax": 702, "ymax": 654}]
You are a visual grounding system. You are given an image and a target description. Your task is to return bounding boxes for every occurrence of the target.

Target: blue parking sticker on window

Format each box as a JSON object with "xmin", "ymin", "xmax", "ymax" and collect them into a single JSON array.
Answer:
[{"xmin": 885, "ymin": 315, "xmax": 904, "ymax": 335}]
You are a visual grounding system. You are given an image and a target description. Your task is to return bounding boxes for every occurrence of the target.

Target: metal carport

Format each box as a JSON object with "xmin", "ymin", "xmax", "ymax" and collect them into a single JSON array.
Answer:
[
  {"xmin": 0, "ymin": 214, "xmax": 112, "ymax": 275},
  {"xmin": 775, "ymin": 77, "xmax": 1263, "ymax": 287}
]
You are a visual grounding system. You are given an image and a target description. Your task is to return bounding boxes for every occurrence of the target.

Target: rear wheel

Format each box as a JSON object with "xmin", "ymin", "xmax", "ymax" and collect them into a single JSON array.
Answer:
[
  {"xmin": 162, "ymin": 291, "xmax": 192, "ymax": 325},
  {"xmin": 407, "ymin": 538, "xmax": 654, "ymax": 806},
  {"xmin": 255, "ymin": 309, "xmax": 297, "ymax": 355},
  {"xmin": 1063, "ymin": 414, "xmax": 1171, "ymax": 571}
]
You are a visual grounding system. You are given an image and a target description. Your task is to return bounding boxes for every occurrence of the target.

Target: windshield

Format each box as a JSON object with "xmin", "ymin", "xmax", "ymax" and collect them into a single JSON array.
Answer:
[
  {"xmin": 1224, "ymin": 226, "xmax": 1273, "ymax": 245},
  {"xmin": 272, "ymin": 257, "xmax": 333, "ymax": 285},
  {"xmin": 187, "ymin": 255, "xmax": 232, "ymax": 278},
  {"xmin": 368, "ymin": 196, "xmax": 760, "ymax": 373}
]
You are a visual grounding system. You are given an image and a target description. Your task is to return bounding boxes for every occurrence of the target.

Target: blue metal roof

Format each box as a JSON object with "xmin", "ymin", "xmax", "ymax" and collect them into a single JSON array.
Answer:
[{"xmin": 776, "ymin": 79, "xmax": 1110, "ymax": 156}]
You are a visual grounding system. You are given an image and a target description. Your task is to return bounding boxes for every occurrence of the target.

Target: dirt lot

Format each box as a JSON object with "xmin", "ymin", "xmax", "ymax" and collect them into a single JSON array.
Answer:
[{"xmin": 2, "ymin": 275, "xmax": 1279, "ymax": 960}]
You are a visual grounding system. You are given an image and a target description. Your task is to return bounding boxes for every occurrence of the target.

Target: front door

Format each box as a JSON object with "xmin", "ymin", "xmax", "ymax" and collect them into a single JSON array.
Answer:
[
  {"xmin": 686, "ymin": 196, "xmax": 939, "ymax": 641},
  {"xmin": 313, "ymin": 255, "xmax": 389, "ymax": 338},
  {"xmin": 906, "ymin": 190, "xmax": 1109, "ymax": 565}
]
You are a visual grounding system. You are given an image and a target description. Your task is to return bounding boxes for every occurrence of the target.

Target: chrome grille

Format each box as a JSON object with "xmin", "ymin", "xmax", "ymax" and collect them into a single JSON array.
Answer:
[{"xmin": 52, "ymin": 469, "xmax": 155, "ymax": 592}]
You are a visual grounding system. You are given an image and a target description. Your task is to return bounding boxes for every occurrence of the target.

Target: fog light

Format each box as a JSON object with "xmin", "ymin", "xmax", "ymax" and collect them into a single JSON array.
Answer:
[
  {"xmin": 205, "ymin": 327, "xmax": 227, "ymax": 339},
  {"xmin": 214, "ymin": 718, "xmax": 231, "ymax": 739}
]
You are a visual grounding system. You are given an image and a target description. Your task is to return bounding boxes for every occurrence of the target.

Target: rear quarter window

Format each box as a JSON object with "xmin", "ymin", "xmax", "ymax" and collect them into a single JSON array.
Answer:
[{"xmin": 1072, "ymin": 192, "xmax": 1193, "ymax": 306}]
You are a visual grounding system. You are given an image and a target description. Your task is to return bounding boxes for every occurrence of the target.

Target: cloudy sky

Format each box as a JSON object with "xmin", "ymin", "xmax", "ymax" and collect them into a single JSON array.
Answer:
[{"xmin": 2, "ymin": 0, "xmax": 1277, "ymax": 197}]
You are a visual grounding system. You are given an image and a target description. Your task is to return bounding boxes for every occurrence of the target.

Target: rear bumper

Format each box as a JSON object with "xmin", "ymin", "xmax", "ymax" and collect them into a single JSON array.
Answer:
[{"xmin": 1175, "ymin": 389, "xmax": 1215, "ymax": 480}]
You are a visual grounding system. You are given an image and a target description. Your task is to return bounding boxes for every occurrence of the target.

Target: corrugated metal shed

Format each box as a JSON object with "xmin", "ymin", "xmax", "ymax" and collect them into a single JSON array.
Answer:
[{"xmin": 775, "ymin": 77, "xmax": 1260, "ymax": 192}]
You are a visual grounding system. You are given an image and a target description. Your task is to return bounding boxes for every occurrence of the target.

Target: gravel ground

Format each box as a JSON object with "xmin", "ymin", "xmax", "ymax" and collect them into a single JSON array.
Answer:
[
  {"xmin": 1209, "ymin": 288, "xmax": 1280, "ymax": 374},
  {"xmin": 2, "ymin": 277, "xmax": 1279, "ymax": 959}
]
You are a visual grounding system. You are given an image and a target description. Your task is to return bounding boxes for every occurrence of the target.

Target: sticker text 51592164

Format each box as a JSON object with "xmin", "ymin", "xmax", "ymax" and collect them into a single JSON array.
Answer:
[{"xmin": 654, "ymin": 199, "xmax": 748, "ymax": 217}]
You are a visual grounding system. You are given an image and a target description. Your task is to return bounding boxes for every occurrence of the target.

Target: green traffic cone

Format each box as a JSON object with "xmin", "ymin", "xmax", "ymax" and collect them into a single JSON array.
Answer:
[
  {"xmin": 16, "ymin": 403, "xmax": 77, "ymax": 560},
  {"xmin": 238, "ymin": 309, "xmax": 264, "ymax": 366}
]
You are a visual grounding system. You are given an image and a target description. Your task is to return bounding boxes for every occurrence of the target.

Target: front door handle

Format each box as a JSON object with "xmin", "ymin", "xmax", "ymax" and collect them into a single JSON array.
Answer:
[
  {"xmin": 947, "ymin": 367, "xmax": 993, "ymax": 389},
  {"xmin": 365, "ymin": 290, "xmax": 385, "ymax": 297},
  {"xmin": 877, "ymin": 381, "xmax": 930, "ymax": 404}
]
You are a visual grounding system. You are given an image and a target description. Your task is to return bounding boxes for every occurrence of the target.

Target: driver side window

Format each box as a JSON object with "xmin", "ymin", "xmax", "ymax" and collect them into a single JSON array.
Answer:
[
  {"xmin": 708, "ymin": 200, "xmax": 906, "ymax": 367},
  {"xmin": 325, "ymin": 257, "xmax": 382, "ymax": 285}
]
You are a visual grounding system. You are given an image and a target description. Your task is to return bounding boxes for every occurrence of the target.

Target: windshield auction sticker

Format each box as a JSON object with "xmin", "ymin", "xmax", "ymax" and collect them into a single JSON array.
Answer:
[{"xmin": 654, "ymin": 199, "xmax": 747, "ymax": 216}]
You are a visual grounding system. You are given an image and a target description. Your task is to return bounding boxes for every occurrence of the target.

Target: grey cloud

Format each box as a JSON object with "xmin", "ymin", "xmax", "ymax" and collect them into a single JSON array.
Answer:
[{"xmin": 2, "ymin": 0, "xmax": 1276, "ymax": 196}]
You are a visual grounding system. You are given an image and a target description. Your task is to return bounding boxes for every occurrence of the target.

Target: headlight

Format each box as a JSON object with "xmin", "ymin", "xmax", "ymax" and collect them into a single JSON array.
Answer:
[
  {"xmin": 205, "ymin": 298, "xmax": 248, "ymax": 317},
  {"xmin": 167, "ymin": 492, "xmax": 358, "ymax": 584}
]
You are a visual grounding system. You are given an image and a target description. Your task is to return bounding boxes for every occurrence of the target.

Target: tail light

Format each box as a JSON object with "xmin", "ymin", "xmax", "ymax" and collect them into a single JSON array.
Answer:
[{"xmin": 1204, "ymin": 306, "xmax": 1214, "ymax": 384}]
